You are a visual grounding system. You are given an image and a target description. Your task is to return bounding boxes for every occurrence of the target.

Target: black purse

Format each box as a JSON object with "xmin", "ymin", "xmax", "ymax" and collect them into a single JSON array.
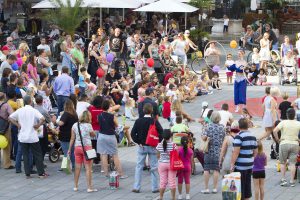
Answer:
[{"xmin": 77, "ymin": 122, "xmax": 96, "ymax": 160}]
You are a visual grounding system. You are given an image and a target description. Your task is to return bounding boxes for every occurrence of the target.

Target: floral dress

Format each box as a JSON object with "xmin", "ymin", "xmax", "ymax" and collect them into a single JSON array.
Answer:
[{"xmin": 203, "ymin": 123, "xmax": 225, "ymax": 171}]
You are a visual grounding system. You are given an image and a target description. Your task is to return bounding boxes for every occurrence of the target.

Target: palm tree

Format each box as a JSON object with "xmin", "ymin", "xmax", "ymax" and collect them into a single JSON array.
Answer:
[{"xmin": 42, "ymin": 0, "xmax": 88, "ymax": 37}]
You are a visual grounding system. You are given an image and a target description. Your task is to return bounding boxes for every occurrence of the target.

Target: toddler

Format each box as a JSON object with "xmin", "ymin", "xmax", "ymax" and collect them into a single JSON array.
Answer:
[
  {"xmin": 125, "ymin": 98, "xmax": 137, "ymax": 121},
  {"xmin": 211, "ymin": 72, "xmax": 221, "ymax": 90},
  {"xmin": 162, "ymin": 96, "xmax": 171, "ymax": 121},
  {"xmin": 252, "ymin": 47, "xmax": 260, "ymax": 69},
  {"xmin": 257, "ymin": 69, "xmax": 271, "ymax": 86},
  {"xmin": 225, "ymin": 53, "xmax": 234, "ymax": 84},
  {"xmin": 134, "ymin": 54, "xmax": 145, "ymax": 81}
]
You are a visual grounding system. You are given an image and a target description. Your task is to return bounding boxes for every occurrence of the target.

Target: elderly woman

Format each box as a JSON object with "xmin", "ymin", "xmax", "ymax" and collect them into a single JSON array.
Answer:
[
  {"xmin": 97, "ymin": 100, "xmax": 127, "ymax": 178},
  {"xmin": 201, "ymin": 111, "xmax": 226, "ymax": 194}
]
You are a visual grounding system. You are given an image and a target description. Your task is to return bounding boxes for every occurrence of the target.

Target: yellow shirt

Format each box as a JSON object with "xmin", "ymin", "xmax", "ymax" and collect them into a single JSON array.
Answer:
[
  {"xmin": 7, "ymin": 99, "xmax": 20, "ymax": 111},
  {"xmin": 277, "ymin": 120, "xmax": 300, "ymax": 145}
]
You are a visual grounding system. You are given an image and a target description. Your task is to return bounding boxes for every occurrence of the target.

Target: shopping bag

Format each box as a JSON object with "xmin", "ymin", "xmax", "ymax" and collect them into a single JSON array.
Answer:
[
  {"xmin": 170, "ymin": 145, "xmax": 184, "ymax": 171},
  {"xmin": 222, "ymin": 172, "xmax": 241, "ymax": 200},
  {"xmin": 109, "ymin": 171, "xmax": 119, "ymax": 189},
  {"xmin": 61, "ymin": 156, "xmax": 71, "ymax": 174},
  {"xmin": 145, "ymin": 120, "xmax": 159, "ymax": 147}
]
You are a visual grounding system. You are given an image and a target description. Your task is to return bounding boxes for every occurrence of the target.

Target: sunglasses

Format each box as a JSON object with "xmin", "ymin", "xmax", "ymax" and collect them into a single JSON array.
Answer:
[{"xmin": 8, "ymin": 40, "xmax": 12, "ymax": 42}]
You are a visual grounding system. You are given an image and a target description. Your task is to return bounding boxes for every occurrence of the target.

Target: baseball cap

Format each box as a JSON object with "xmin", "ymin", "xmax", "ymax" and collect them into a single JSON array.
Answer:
[
  {"xmin": 145, "ymin": 87, "xmax": 154, "ymax": 96},
  {"xmin": 202, "ymin": 101, "xmax": 208, "ymax": 108},
  {"xmin": 1, "ymin": 45, "xmax": 9, "ymax": 51}
]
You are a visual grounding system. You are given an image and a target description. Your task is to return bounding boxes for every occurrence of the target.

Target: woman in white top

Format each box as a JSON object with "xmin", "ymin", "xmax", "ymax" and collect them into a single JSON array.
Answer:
[
  {"xmin": 259, "ymin": 32, "xmax": 271, "ymax": 71},
  {"xmin": 172, "ymin": 33, "xmax": 189, "ymax": 67}
]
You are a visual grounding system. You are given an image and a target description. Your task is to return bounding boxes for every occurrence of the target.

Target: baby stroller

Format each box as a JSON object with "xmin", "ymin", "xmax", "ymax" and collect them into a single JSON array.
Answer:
[{"xmin": 47, "ymin": 126, "xmax": 62, "ymax": 163}]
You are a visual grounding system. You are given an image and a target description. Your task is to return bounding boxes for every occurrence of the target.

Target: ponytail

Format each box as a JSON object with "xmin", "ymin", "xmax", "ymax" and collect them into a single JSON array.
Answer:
[
  {"xmin": 181, "ymin": 136, "xmax": 188, "ymax": 156},
  {"xmin": 162, "ymin": 129, "xmax": 171, "ymax": 152}
]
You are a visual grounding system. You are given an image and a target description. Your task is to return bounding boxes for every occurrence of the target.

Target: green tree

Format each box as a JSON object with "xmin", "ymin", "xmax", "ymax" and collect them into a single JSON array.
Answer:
[
  {"xmin": 42, "ymin": 0, "xmax": 88, "ymax": 36},
  {"xmin": 189, "ymin": 0, "xmax": 213, "ymax": 29}
]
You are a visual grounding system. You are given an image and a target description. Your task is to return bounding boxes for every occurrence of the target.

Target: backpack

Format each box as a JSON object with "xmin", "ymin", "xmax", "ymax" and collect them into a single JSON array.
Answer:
[
  {"xmin": 0, "ymin": 102, "xmax": 9, "ymax": 135},
  {"xmin": 145, "ymin": 119, "xmax": 159, "ymax": 147}
]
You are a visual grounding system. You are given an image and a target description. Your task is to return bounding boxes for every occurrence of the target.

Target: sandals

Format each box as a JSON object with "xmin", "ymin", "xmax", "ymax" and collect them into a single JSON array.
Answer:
[
  {"xmin": 128, "ymin": 142, "xmax": 136, "ymax": 147},
  {"xmin": 38, "ymin": 173, "xmax": 49, "ymax": 179}
]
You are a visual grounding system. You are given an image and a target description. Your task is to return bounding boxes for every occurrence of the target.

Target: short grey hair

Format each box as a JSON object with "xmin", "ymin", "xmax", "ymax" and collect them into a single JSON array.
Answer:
[
  {"xmin": 23, "ymin": 95, "xmax": 32, "ymax": 105},
  {"xmin": 210, "ymin": 111, "xmax": 221, "ymax": 124}
]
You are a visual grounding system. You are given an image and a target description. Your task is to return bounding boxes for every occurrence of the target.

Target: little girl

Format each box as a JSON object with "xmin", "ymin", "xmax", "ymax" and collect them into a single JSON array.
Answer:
[
  {"xmin": 121, "ymin": 83, "xmax": 130, "ymax": 105},
  {"xmin": 225, "ymin": 54, "xmax": 234, "ymax": 84},
  {"xmin": 211, "ymin": 72, "xmax": 222, "ymax": 90},
  {"xmin": 177, "ymin": 136, "xmax": 193, "ymax": 200},
  {"xmin": 241, "ymin": 108, "xmax": 254, "ymax": 128},
  {"xmin": 162, "ymin": 96, "xmax": 171, "ymax": 121},
  {"xmin": 134, "ymin": 54, "xmax": 145, "ymax": 81},
  {"xmin": 252, "ymin": 47, "xmax": 260, "ymax": 69},
  {"xmin": 252, "ymin": 141, "xmax": 267, "ymax": 200},
  {"xmin": 20, "ymin": 64, "xmax": 29, "ymax": 86},
  {"xmin": 257, "ymin": 68, "xmax": 271, "ymax": 86},
  {"xmin": 125, "ymin": 98, "xmax": 137, "ymax": 121}
]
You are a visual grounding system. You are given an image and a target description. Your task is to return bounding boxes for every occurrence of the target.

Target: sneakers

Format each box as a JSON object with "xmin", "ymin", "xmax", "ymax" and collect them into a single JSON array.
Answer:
[
  {"xmin": 290, "ymin": 181, "xmax": 296, "ymax": 187},
  {"xmin": 212, "ymin": 189, "xmax": 218, "ymax": 194},
  {"xmin": 201, "ymin": 189, "xmax": 210, "ymax": 194},
  {"xmin": 178, "ymin": 194, "xmax": 183, "ymax": 200},
  {"xmin": 186, "ymin": 194, "xmax": 190, "ymax": 199},
  {"xmin": 280, "ymin": 179, "xmax": 288, "ymax": 186},
  {"xmin": 235, "ymin": 106, "xmax": 240, "ymax": 113}
]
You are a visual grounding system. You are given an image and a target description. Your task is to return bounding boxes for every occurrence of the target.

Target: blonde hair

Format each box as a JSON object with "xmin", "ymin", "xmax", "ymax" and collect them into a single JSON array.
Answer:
[
  {"xmin": 171, "ymin": 99, "xmax": 182, "ymax": 112},
  {"xmin": 282, "ymin": 92, "xmax": 289, "ymax": 100},
  {"xmin": 79, "ymin": 110, "xmax": 91, "ymax": 123},
  {"xmin": 257, "ymin": 140, "xmax": 264, "ymax": 155},
  {"xmin": 270, "ymin": 86, "xmax": 280, "ymax": 97},
  {"xmin": 125, "ymin": 98, "xmax": 135, "ymax": 107},
  {"xmin": 19, "ymin": 42, "xmax": 29, "ymax": 51}
]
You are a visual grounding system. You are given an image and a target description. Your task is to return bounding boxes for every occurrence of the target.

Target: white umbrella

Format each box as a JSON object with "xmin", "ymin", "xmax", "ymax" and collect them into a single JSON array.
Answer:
[
  {"xmin": 32, "ymin": 0, "xmax": 93, "ymax": 9},
  {"xmin": 134, "ymin": 0, "xmax": 198, "ymax": 32}
]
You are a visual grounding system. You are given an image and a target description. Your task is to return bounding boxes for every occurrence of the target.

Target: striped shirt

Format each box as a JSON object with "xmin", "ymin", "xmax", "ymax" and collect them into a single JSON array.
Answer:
[
  {"xmin": 156, "ymin": 142, "xmax": 175, "ymax": 163},
  {"xmin": 233, "ymin": 131, "xmax": 258, "ymax": 170}
]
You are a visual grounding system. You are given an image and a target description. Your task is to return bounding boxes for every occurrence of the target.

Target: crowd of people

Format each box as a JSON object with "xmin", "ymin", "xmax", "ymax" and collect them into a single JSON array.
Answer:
[{"xmin": 0, "ymin": 13, "xmax": 300, "ymax": 200}]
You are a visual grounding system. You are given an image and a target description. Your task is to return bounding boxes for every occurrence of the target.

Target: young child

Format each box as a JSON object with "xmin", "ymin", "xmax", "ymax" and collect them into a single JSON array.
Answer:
[
  {"xmin": 211, "ymin": 72, "xmax": 222, "ymax": 90},
  {"xmin": 124, "ymin": 98, "xmax": 137, "ymax": 120},
  {"xmin": 162, "ymin": 96, "xmax": 171, "ymax": 121},
  {"xmin": 177, "ymin": 136, "xmax": 194, "ymax": 200},
  {"xmin": 166, "ymin": 84, "xmax": 177, "ymax": 102},
  {"xmin": 134, "ymin": 53, "xmax": 145, "ymax": 81},
  {"xmin": 257, "ymin": 68, "xmax": 271, "ymax": 86},
  {"xmin": 278, "ymin": 92, "xmax": 292, "ymax": 120},
  {"xmin": 158, "ymin": 95, "xmax": 164, "ymax": 116},
  {"xmin": 252, "ymin": 47, "xmax": 260, "ymax": 69},
  {"xmin": 241, "ymin": 108, "xmax": 254, "ymax": 128},
  {"xmin": 121, "ymin": 83, "xmax": 130, "ymax": 105},
  {"xmin": 225, "ymin": 53, "xmax": 234, "ymax": 84},
  {"xmin": 78, "ymin": 67, "xmax": 88, "ymax": 96},
  {"xmin": 252, "ymin": 141, "xmax": 267, "ymax": 200},
  {"xmin": 246, "ymin": 63, "xmax": 259, "ymax": 85},
  {"xmin": 20, "ymin": 64, "xmax": 29, "ymax": 86}
]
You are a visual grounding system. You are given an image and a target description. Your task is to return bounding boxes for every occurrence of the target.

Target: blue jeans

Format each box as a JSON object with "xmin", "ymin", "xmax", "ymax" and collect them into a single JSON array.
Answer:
[
  {"xmin": 15, "ymin": 141, "xmax": 33, "ymax": 172},
  {"xmin": 61, "ymin": 141, "xmax": 75, "ymax": 169},
  {"xmin": 133, "ymin": 146, "xmax": 159, "ymax": 191},
  {"xmin": 56, "ymin": 95, "xmax": 69, "ymax": 116}
]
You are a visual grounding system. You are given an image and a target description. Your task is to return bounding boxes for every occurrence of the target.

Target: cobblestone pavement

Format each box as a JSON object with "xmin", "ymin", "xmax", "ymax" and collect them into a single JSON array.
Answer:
[{"xmin": 1, "ymin": 67, "xmax": 300, "ymax": 200}]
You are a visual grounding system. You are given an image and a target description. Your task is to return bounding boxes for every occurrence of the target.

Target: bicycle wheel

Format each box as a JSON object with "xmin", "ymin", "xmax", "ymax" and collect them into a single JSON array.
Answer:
[{"xmin": 190, "ymin": 57, "xmax": 209, "ymax": 75}]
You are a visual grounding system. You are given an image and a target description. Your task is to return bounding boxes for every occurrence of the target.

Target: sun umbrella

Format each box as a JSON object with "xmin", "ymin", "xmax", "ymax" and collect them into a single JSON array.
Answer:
[
  {"xmin": 134, "ymin": 0, "xmax": 198, "ymax": 32},
  {"xmin": 32, "ymin": 0, "xmax": 93, "ymax": 9}
]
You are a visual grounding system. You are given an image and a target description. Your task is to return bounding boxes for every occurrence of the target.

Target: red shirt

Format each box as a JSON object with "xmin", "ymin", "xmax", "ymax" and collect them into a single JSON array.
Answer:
[
  {"xmin": 162, "ymin": 101, "xmax": 171, "ymax": 119},
  {"xmin": 89, "ymin": 105, "xmax": 103, "ymax": 131}
]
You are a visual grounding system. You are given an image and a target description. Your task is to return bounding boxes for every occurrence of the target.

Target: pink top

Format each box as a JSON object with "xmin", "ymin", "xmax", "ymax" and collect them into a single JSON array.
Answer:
[
  {"xmin": 27, "ymin": 63, "xmax": 38, "ymax": 80},
  {"xmin": 178, "ymin": 146, "xmax": 193, "ymax": 168}
]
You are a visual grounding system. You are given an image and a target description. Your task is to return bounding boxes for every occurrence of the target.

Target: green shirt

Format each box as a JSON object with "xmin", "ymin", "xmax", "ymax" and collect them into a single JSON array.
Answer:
[
  {"xmin": 171, "ymin": 123, "xmax": 189, "ymax": 133},
  {"xmin": 70, "ymin": 48, "xmax": 84, "ymax": 64}
]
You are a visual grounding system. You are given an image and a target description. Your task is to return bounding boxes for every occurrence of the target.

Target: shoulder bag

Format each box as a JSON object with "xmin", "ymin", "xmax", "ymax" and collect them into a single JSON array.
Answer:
[
  {"xmin": 170, "ymin": 143, "xmax": 184, "ymax": 171},
  {"xmin": 0, "ymin": 102, "xmax": 9, "ymax": 135},
  {"xmin": 77, "ymin": 122, "xmax": 97, "ymax": 160}
]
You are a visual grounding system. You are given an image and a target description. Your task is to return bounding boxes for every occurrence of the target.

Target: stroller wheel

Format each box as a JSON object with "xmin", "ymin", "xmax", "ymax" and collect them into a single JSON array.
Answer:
[{"xmin": 49, "ymin": 148, "xmax": 60, "ymax": 163}]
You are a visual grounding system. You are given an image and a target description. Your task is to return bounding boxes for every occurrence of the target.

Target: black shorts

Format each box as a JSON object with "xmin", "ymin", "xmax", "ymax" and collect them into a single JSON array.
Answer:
[
  {"xmin": 235, "ymin": 169, "xmax": 252, "ymax": 199},
  {"xmin": 252, "ymin": 170, "xmax": 265, "ymax": 179}
]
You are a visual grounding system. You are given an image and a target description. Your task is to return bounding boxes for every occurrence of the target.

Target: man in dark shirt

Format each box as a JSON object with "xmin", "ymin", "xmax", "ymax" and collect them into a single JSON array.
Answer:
[
  {"xmin": 109, "ymin": 28, "xmax": 124, "ymax": 58},
  {"xmin": 138, "ymin": 88, "xmax": 159, "ymax": 118},
  {"xmin": 263, "ymin": 23, "xmax": 278, "ymax": 51},
  {"xmin": 105, "ymin": 68, "xmax": 122, "ymax": 84},
  {"xmin": 131, "ymin": 103, "xmax": 163, "ymax": 193}
]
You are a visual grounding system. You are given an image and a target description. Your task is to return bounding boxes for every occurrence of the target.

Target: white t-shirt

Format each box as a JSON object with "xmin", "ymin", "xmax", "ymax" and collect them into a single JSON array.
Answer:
[
  {"xmin": 224, "ymin": 18, "xmax": 229, "ymax": 26},
  {"xmin": 76, "ymin": 101, "xmax": 91, "ymax": 118},
  {"xmin": 37, "ymin": 44, "xmax": 51, "ymax": 53},
  {"xmin": 166, "ymin": 90, "xmax": 177, "ymax": 101},
  {"xmin": 252, "ymin": 53, "xmax": 260, "ymax": 64},
  {"xmin": 173, "ymin": 40, "xmax": 187, "ymax": 56},
  {"xmin": 219, "ymin": 110, "xmax": 233, "ymax": 127},
  {"xmin": 294, "ymin": 98, "xmax": 300, "ymax": 114},
  {"xmin": 125, "ymin": 106, "xmax": 136, "ymax": 120},
  {"xmin": 9, "ymin": 105, "xmax": 44, "ymax": 143},
  {"xmin": 296, "ymin": 40, "xmax": 300, "ymax": 55},
  {"xmin": 122, "ymin": 91, "xmax": 129, "ymax": 103}
]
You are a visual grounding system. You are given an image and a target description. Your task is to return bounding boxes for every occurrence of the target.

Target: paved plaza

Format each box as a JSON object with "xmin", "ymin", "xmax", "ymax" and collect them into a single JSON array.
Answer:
[{"xmin": 0, "ymin": 78, "xmax": 299, "ymax": 200}]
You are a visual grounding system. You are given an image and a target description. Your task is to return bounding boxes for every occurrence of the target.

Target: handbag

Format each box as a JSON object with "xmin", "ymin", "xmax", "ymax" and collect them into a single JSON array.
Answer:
[
  {"xmin": 0, "ymin": 102, "xmax": 9, "ymax": 135},
  {"xmin": 61, "ymin": 156, "xmax": 71, "ymax": 174},
  {"xmin": 170, "ymin": 144, "xmax": 184, "ymax": 171},
  {"xmin": 201, "ymin": 137, "xmax": 210, "ymax": 153},
  {"xmin": 77, "ymin": 122, "xmax": 97, "ymax": 160},
  {"xmin": 145, "ymin": 119, "xmax": 159, "ymax": 147}
]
